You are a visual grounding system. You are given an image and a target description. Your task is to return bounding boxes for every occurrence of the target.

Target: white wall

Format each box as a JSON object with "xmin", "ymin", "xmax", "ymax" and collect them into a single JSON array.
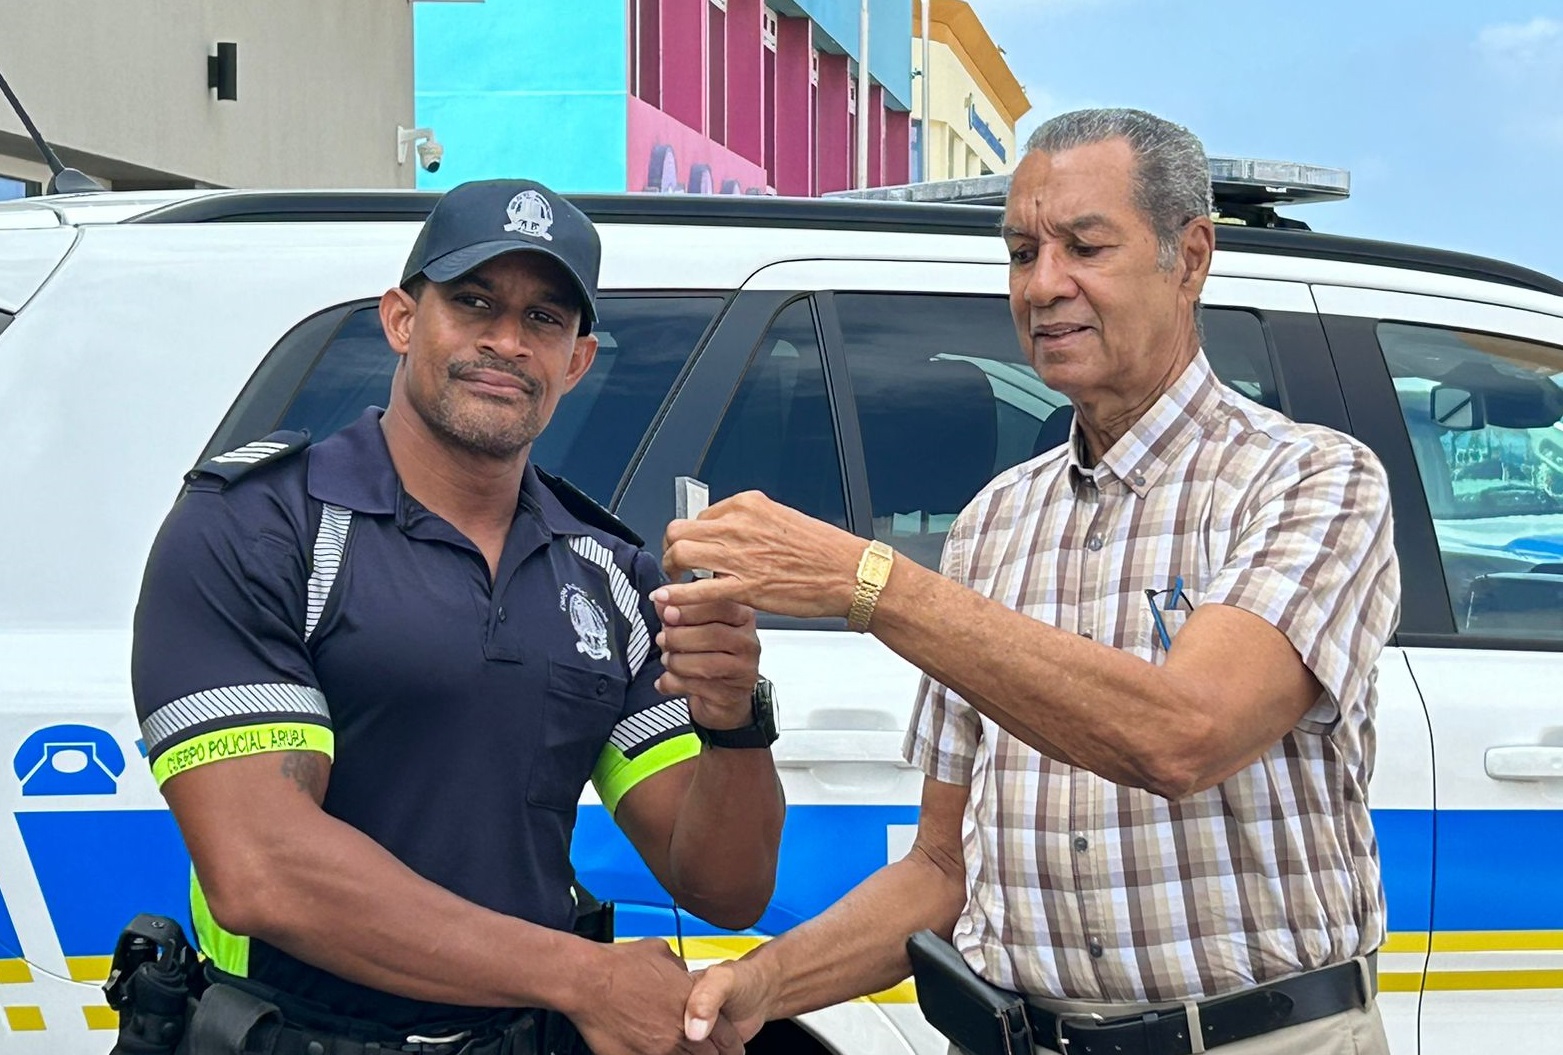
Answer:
[{"xmin": 0, "ymin": 0, "xmax": 415, "ymax": 189}]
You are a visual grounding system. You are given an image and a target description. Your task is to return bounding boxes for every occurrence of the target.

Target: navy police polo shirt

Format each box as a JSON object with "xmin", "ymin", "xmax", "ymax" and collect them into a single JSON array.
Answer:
[{"xmin": 131, "ymin": 408, "xmax": 699, "ymax": 1028}]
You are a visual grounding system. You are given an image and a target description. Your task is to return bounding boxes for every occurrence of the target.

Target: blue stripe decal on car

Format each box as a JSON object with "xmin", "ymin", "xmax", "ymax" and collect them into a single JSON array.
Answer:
[
  {"xmin": 0, "ymin": 881, "xmax": 23, "ymax": 961},
  {"xmin": 15, "ymin": 810, "xmax": 193, "ymax": 957},
  {"xmin": 1433, "ymin": 809, "xmax": 1563, "ymax": 931},
  {"xmin": 5, "ymin": 803, "xmax": 1554, "ymax": 957}
]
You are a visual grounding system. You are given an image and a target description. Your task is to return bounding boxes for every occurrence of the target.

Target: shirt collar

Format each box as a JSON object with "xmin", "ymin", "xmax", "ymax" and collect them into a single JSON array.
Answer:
[
  {"xmin": 1066, "ymin": 351, "xmax": 1223, "ymax": 498},
  {"xmin": 307, "ymin": 406, "xmax": 590, "ymax": 537}
]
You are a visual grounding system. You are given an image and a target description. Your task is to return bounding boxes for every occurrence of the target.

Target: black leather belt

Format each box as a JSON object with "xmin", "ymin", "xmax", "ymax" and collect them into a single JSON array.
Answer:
[{"xmin": 1029, "ymin": 955, "xmax": 1375, "ymax": 1055}]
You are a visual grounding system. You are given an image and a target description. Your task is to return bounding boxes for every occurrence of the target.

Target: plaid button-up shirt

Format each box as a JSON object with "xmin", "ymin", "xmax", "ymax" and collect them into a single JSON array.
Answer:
[{"xmin": 905, "ymin": 352, "xmax": 1400, "ymax": 1003}]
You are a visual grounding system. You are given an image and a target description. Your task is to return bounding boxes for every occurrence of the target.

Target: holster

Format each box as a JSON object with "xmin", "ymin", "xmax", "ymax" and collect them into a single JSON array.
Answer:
[
  {"xmin": 570, "ymin": 882, "xmax": 614, "ymax": 946},
  {"xmin": 907, "ymin": 930, "xmax": 1033, "ymax": 1055},
  {"xmin": 104, "ymin": 915, "xmax": 204, "ymax": 1055}
]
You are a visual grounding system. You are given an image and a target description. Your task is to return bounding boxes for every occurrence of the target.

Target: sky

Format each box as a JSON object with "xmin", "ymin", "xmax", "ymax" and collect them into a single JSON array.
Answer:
[{"xmin": 968, "ymin": 0, "xmax": 1563, "ymax": 281}]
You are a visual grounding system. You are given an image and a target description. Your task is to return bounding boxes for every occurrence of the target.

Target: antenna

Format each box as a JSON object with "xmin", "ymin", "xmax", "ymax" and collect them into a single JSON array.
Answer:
[{"xmin": 0, "ymin": 68, "xmax": 105, "ymax": 194}]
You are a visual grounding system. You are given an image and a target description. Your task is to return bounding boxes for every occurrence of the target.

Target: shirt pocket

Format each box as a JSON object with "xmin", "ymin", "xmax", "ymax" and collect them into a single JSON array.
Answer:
[
  {"xmin": 1157, "ymin": 609, "xmax": 1190, "ymax": 657},
  {"xmin": 1141, "ymin": 603, "xmax": 1192, "ymax": 664},
  {"xmin": 526, "ymin": 661, "xmax": 627, "ymax": 813}
]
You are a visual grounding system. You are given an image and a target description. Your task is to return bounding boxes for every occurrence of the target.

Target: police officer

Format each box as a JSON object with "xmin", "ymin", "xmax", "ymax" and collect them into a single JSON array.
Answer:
[{"xmin": 129, "ymin": 180, "xmax": 785, "ymax": 1055}]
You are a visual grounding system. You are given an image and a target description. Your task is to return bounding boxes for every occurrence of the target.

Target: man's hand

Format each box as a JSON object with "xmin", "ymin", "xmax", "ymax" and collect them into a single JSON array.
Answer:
[
  {"xmin": 658, "ymin": 492, "xmax": 864, "ymax": 619},
  {"xmin": 567, "ymin": 939, "xmax": 745, "ymax": 1055},
  {"xmin": 653, "ymin": 598, "xmax": 761, "ymax": 730},
  {"xmin": 684, "ymin": 959, "xmax": 775, "ymax": 1045}
]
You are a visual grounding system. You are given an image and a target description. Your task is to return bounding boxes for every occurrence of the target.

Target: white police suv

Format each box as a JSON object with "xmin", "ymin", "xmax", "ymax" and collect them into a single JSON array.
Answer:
[{"xmin": 1, "ymin": 173, "xmax": 1560, "ymax": 1055}]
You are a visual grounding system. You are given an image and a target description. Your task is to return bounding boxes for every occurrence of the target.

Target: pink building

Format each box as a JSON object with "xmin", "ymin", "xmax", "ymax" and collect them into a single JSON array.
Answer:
[{"xmin": 627, "ymin": 1, "xmax": 913, "ymax": 195}]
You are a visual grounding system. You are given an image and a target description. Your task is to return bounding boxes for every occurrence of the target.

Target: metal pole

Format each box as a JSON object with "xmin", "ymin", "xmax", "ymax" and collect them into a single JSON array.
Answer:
[
  {"xmin": 920, "ymin": 0, "xmax": 930, "ymax": 181},
  {"xmin": 857, "ymin": 0, "xmax": 870, "ymax": 189}
]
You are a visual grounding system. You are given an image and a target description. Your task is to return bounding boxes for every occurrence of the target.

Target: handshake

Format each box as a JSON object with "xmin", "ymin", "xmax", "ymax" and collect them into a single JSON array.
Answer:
[{"xmin": 564, "ymin": 938, "xmax": 774, "ymax": 1055}]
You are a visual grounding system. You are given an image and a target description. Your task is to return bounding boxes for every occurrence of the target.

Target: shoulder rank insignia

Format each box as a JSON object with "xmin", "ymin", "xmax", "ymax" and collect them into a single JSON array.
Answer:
[
  {"xmin": 536, "ymin": 467, "xmax": 644, "ymax": 547},
  {"xmin": 186, "ymin": 430, "xmax": 311, "ymax": 489}
]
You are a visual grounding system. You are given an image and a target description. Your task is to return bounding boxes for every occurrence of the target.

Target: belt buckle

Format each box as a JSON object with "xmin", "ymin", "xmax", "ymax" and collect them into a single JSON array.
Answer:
[
  {"xmin": 1053, "ymin": 1010, "xmax": 1103, "ymax": 1050},
  {"xmin": 405, "ymin": 1028, "xmax": 471, "ymax": 1052}
]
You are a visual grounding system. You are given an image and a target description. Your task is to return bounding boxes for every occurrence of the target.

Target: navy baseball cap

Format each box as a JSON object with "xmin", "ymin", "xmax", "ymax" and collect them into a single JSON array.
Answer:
[{"xmin": 401, "ymin": 179, "xmax": 601, "ymax": 335}]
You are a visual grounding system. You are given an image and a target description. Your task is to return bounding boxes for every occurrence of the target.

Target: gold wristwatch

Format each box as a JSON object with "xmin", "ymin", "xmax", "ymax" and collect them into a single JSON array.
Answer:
[{"xmin": 847, "ymin": 540, "xmax": 895, "ymax": 632}]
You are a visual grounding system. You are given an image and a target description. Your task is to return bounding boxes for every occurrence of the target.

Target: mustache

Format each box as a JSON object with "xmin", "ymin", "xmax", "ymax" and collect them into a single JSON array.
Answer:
[{"xmin": 447, "ymin": 357, "xmax": 540, "ymax": 394}]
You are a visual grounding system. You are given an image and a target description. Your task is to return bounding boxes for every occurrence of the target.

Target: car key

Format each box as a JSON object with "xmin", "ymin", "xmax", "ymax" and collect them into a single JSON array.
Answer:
[{"xmin": 674, "ymin": 476, "xmax": 713, "ymax": 579}]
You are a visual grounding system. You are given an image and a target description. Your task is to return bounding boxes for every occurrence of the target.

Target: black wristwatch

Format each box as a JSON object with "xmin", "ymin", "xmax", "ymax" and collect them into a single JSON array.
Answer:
[{"xmin": 690, "ymin": 677, "xmax": 779, "ymax": 749}]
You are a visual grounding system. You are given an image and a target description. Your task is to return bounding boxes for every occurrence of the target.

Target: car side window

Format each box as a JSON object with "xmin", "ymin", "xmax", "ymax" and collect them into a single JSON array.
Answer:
[
  {"xmin": 1380, "ymin": 322, "xmax": 1563, "ymax": 638},
  {"xmin": 699, "ymin": 298, "xmax": 849, "ymax": 529},
  {"xmin": 275, "ymin": 295, "xmax": 723, "ymax": 505},
  {"xmin": 832, "ymin": 294, "xmax": 1281, "ymax": 569}
]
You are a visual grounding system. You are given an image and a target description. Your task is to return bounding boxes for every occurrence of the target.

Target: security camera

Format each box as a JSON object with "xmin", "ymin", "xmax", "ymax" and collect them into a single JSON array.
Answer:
[{"xmin": 397, "ymin": 126, "xmax": 444, "ymax": 173}]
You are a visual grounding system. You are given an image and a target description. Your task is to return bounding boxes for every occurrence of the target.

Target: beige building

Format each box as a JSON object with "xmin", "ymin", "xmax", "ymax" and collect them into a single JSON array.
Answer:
[
  {"xmin": 910, "ymin": 0, "xmax": 1029, "ymax": 181},
  {"xmin": 0, "ymin": 0, "xmax": 415, "ymax": 196}
]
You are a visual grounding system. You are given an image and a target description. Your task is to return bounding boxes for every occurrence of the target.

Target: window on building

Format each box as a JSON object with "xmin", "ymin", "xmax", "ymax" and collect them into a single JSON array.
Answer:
[
  {"xmin": 1381, "ymin": 322, "xmax": 1563, "ymax": 637},
  {"xmin": 0, "ymin": 175, "xmax": 40, "ymax": 201},
  {"xmin": 847, "ymin": 76, "xmax": 858, "ymax": 188},
  {"xmin": 276, "ymin": 295, "xmax": 722, "ymax": 506},
  {"xmin": 700, "ymin": 298, "xmax": 848, "ymax": 529},
  {"xmin": 632, "ymin": 0, "xmax": 661, "ymax": 106},
  {"xmin": 763, "ymin": 7, "xmax": 777, "ymax": 187},
  {"xmin": 809, "ymin": 49, "xmax": 820, "ymax": 195},
  {"xmin": 708, "ymin": 0, "xmax": 727, "ymax": 144}
]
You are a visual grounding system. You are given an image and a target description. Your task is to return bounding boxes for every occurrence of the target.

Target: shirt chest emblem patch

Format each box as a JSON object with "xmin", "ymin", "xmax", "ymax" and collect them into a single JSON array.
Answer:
[{"xmin": 560, "ymin": 584, "xmax": 611, "ymax": 661}]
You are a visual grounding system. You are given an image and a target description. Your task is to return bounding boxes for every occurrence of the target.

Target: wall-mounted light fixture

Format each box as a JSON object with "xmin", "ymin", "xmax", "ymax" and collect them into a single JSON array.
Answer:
[{"xmin": 208, "ymin": 42, "xmax": 238, "ymax": 101}]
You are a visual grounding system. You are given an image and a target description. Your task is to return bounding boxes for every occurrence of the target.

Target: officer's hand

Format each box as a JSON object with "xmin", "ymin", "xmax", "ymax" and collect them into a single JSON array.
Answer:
[
  {"xmin": 685, "ymin": 959, "xmax": 773, "ymax": 1045},
  {"xmin": 569, "ymin": 938, "xmax": 745, "ymax": 1055},
  {"xmin": 653, "ymin": 598, "xmax": 761, "ymax": 730},
  {"xmin": 657, "ymin": 492, "xmax": 863, "ymax": 620}
]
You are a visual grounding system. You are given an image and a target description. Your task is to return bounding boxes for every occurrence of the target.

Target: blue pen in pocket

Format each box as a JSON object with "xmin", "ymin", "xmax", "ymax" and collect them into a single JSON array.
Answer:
[
  {"xmin": 1144, "ymin": 589, "xmax": 1173, "ymax": 651},
  {"xmin": 1146, "ymin": 576, "xmax": 1192, "ymax": 651}
]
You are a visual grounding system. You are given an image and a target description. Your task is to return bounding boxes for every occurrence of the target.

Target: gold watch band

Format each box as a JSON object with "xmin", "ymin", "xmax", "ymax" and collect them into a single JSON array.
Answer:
[{"xmin": 847, "ymin": 540, "xmax": 895, "ymax": 632}]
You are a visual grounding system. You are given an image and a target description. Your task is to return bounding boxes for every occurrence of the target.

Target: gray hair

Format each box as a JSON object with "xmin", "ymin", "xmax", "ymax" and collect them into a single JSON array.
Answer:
[{"xmin": 1024, "ymin": 108, "xmax": 1212, "ymax": 270}]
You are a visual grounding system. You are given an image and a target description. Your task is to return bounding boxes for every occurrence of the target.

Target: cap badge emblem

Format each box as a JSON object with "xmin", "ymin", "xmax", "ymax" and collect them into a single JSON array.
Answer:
[
  {"xmin": 560, "ymin": 585, "xmax": 611, "ymax": 662},
  {"xmin": 503, "ymin": 189, "xmax": 555, "ymax": 241}
]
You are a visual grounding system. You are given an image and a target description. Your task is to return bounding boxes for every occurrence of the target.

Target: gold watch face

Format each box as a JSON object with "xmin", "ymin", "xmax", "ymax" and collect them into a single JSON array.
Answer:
[{"xmin": 858, "ymin": 544, "xmax": 894, "ymax": 587}]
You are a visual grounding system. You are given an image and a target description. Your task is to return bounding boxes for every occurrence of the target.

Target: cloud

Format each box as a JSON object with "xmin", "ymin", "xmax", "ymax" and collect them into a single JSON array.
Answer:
[
  {"xmin": 1475, "ymin": 16, "xmax": 1562, "ymax": 65},
  {"xmin": 1472, "ymin": 17, "xmax": 1563, "ymax": 151}
]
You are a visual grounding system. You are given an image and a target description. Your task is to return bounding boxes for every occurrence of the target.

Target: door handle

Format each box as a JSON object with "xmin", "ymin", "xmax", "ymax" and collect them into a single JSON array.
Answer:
[
  {"xmin": 772, "ymin": 730, "xmax": 912, "ymax": 769},
  {"xmin": 1485, "ymin": 746, "xmax": 1563, "ymax": 781}
]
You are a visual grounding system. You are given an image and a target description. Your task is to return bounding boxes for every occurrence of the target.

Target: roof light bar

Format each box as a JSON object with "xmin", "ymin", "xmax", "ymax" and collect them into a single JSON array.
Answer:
[
  {"xmin": 1206, "ymin": 156, "xmax": 1351, "ymax": 205},
  {"xmin": 829, "ymin": 155, "xmax": 1351, "ymax": 229}
]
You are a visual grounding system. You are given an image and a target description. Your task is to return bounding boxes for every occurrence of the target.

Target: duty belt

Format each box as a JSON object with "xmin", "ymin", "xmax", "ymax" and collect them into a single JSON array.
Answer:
[
  {"xmin": 186, "ymin": 980, "xmax": 545, "ymax": 1055},
  {"xmin": 1029, "ymin": 954, "xmax": 1376, "ymax": 1055}
]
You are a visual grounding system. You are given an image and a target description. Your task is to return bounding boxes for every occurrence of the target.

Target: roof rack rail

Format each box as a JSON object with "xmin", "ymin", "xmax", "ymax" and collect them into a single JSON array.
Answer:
[
  {"xmin": 125, "ymin": 189, "xmax": 1563, "ymax": 299},
  {"xmin": 129, "ymin": 190, "xmax": 1006, "ymax": 237},
  {"xmin": 1218, "ymin": 227, "xmax": 1563, "ymax": 298},
  {"xmin": 130, "ymin": 191, "xmax": 442, "ymax": 224}
]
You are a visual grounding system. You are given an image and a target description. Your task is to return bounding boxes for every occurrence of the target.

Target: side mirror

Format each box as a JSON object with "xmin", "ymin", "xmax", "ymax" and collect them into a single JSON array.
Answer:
[{"xmin": 1430, "ymin": 386, "xmax": 1482, "ymax": 431}]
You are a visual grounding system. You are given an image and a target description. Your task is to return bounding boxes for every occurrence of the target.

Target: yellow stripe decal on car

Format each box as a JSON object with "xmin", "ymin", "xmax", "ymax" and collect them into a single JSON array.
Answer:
[
  {"xmin": 66, "ymin": 956, "xmax": 112, "ymax": 982},
  {"xmin": 1423, "ymin": 970, "xmax": 1563, "ymax": 991},
  {"xmin": 3, "ymin": 1005, "xmax": 46, "ymax": 1031},
  {"xmin": 83, "ymin": 1005, "xmax": 118, "ymax": 1030},
  {"xmin": 0, "ymin": 960, "xmax": 33, "ymax": 984}
]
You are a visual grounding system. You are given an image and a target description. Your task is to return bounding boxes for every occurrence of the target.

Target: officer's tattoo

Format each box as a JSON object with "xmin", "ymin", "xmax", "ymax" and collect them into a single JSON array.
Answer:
[{"xmin": 279, "ymin": 752, "xmax": 328, "ymax": 803}]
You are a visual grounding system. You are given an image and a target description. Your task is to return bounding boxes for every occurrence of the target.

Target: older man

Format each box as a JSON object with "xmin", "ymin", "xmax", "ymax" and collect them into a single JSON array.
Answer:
[{"xmin": 659, "ymin": 109, "xmax": 1399, "ymax": 1055}]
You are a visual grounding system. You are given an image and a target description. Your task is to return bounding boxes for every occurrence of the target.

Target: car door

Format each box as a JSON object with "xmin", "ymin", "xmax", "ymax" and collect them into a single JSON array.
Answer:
[
  {"xmin": 1317, "ymin": 284, "xmax": 1563, "ymax": 1055},
  {"xmin": 622, "ymin": 260, "xmax": 1431, "ymax": 1053}
]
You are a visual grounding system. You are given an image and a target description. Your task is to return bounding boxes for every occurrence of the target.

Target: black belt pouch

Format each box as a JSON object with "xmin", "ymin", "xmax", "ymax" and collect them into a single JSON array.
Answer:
[{"xmin": 907, "ymin": 930, "xmax": 1033, "ymax": 1055}]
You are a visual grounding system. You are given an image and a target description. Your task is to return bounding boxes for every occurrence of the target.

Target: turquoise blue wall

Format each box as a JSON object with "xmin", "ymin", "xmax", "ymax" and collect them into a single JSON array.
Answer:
[
  {"xmin": 782, "ymin": 0, "xmax": 912, "ymax": 110},
  {"xmin": 414, "ymin": 0, "xmax": 629, "ymax": 191}
]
